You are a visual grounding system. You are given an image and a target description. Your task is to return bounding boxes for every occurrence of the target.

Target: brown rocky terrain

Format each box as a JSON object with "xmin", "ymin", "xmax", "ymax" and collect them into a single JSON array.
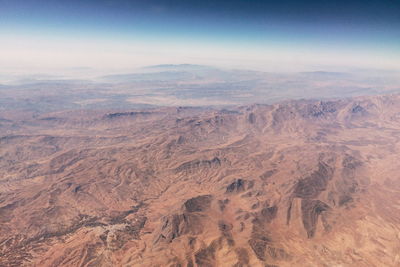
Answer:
[{"xmin": 1, "ymin": 95, "xmax": 400, "ymax": 266}]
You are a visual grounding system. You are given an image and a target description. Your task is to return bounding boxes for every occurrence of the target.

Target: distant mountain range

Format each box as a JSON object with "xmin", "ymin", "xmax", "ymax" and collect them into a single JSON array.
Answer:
[{"xmin": 0, "ymin": 65, "xmax": 399, "ymax": 113}]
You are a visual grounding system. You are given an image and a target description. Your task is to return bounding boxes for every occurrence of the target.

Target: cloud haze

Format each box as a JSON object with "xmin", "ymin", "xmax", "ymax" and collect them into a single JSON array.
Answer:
[{"xmin": 1, "ymin": 0, "xmax": 399, "ymax": 74}]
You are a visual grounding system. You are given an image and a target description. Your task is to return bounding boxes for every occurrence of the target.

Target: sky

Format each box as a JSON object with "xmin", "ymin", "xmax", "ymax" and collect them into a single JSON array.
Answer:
[{"xmin": 1, "ymin": 0, "xmax": 400, "ymax": 74}]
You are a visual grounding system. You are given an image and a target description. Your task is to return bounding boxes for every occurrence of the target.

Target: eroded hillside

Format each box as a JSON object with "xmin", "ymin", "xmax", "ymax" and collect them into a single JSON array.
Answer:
[{"xmin": 1, "ymin": 95, "xmax": 400, "ymax": 266}]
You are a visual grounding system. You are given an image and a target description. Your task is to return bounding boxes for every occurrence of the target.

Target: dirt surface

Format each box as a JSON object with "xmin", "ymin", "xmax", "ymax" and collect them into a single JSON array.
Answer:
[{"xmin": 1, "ymin": 95, "xmax": 400, "ymax": 266}]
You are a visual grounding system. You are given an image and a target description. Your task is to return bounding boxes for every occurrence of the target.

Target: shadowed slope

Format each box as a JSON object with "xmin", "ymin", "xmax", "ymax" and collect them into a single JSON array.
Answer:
[{"xmin": 1, "ymin": 95, "xmax": 400, "ymax": 266}]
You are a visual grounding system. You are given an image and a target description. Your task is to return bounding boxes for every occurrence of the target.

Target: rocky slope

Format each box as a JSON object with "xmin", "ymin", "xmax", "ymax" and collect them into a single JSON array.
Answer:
[{"xmin": 1, "ymin": 95, "xmax": 400, "ymax": 266}]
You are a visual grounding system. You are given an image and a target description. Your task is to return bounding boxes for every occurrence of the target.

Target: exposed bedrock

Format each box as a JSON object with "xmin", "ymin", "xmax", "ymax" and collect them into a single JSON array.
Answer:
[
  {"xmin": 293, "ymin": 162, "xmax": 334, "ymax": 199},
  {"xmin": 287, "ymin": 156, "xmax": 365, "ymax": 238},
  {"xmin": 194, "ymin": 240, "xmax": 218, "ymax": 267},
  {"xmin": 226, "ymin": 179, "xmax": 246, "ymax": 193},
  {"xmin": 183, "ymin": 195, "xmax": 213, "ymax": 213},
  {"xmin": 301, "ymin": 199, "xmax": 330, "ymax": 238},
  {"xmin": 175, "ymin": 158, "xmax": 222, "ymax": 173},
  {"xmin": 155, "ymin": 195, "xmax": 212, "ymax": 243},
  {"xmin": 303, "ymin": 101, "xmax": 338, "ymax": 118},
  {"xmin": 234, "ymin": 247, "xmax": 250, "ymax": 266},
  {"xmin": 157, "ymin": 213, "xmax": 205, "ymax": 243},
  {"xmin": 249, "ymin": 204, "xmax": 290, "ymax": 263},
  {"xmin": 248, "ymin": 231, "xmax": 290, "ymax": 262},
  {"xmin": 288, "ymin": 161, "xmax": 334, "ymax": 238},
  {"xmin": 218, "ymin": 220, "xmax": 235, "ymax": 246}
]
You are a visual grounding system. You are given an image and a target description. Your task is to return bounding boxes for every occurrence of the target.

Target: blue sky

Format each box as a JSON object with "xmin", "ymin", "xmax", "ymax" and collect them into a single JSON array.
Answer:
[{"xmin": 1, "ymin": 0, "xmax": 399, "ymax": 73}]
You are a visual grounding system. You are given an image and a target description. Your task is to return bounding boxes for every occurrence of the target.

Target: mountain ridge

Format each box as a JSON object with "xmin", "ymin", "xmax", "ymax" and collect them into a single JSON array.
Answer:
[{"xmin": 1, "ymin": 94, "xmax": 400, "ymax": 266}]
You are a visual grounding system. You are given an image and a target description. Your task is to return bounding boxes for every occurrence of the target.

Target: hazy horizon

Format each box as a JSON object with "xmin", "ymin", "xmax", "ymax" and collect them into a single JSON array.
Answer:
[{"xmin": 1, "ymin": 0, "xmax": 400, "ymax": 75}]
